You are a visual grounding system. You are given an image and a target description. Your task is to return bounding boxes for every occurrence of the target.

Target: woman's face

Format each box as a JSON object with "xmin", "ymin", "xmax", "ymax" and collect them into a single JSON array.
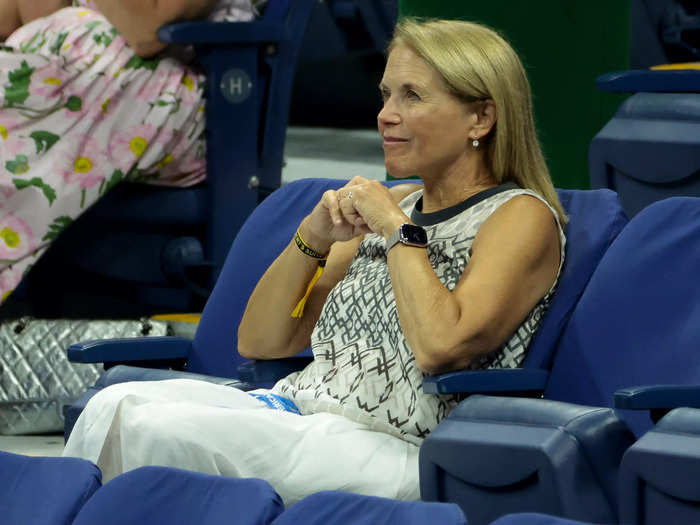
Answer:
[{"xmin": 378, "ymin": 45, "xmax": 476, "ymax": 180}]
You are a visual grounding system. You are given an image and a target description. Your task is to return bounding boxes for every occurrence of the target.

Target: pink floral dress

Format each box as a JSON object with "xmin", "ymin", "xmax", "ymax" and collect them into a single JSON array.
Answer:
[{"xmin": 0, "ymin": 0, "xmax": 260, "ymax": 303}]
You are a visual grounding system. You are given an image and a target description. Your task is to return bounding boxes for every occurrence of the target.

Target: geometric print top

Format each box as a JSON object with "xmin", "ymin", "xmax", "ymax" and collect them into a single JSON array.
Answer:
[{"xmin": 273, "ymin": 184, "xmax": 567, "ymax": 445}]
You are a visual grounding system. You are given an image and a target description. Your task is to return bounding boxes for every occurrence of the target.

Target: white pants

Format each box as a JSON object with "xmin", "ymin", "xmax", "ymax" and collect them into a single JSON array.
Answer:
[{"xmin": 62, "ymin": 379, "xmax": 420, "ymax": 505}]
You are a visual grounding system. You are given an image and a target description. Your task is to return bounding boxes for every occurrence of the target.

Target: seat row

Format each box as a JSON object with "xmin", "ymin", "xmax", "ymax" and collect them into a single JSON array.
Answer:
[
  {"xmin": 62, "ymin": 178, "xmax": 700, "ymax": 524},
  {"xmin": 8, "ymin": 447, "xmax": 681, "ymax": 525},
  {"xmin": 1, "ymin": 450, "xmax": 469, "ymax": 525}
]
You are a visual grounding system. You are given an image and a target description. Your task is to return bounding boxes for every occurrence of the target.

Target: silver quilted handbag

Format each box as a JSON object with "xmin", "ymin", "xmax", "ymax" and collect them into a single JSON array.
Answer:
[{"xmin": 0, "ymin": 317, "xmax": 168, "ymax": 435}]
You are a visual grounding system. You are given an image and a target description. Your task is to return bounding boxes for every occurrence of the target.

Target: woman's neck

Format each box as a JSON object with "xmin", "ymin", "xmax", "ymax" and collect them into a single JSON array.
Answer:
[{"xmin": 420, "ymin": 154, "xmax": 496, "ymax": 213}]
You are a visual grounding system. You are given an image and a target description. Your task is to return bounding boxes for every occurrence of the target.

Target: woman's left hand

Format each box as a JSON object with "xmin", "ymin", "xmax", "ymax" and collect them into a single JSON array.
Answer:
[{"xmin": 337, "ymin": 176, "xmax": 410, "ymax": 239}]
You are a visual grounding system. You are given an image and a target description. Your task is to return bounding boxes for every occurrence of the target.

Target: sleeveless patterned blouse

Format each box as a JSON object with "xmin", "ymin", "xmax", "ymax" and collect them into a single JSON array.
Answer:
[{"xmin": 274, "ymin": 184, "xmax": 567, "ymax": 445}]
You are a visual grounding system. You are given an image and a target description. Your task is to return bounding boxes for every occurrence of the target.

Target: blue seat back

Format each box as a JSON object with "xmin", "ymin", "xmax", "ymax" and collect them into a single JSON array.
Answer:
[
  {"xmin": 189, "ymin": 178, "xmax": 348, "ymax": 376},
  {"xmin": 188, "ymin": 180, "xmax": 627, "ymax": 380},
  {"xmin": 189, "ymin": 178, "xmax": 408, "ymax": 377},
  {"xmin": 490, "ymin": 513, "xmax": 592, "ymax": 525},
  {"xmin": 199, "ymin": 0, "xmax": 315, "ymax": 283},
  {"xmin": 619, "ymin": 406, "xmax": 700, "ymax": 524},
  {"xmin": 71, "ymin": 466, "xmax": 283, "ymax": 525},
  {"xmin": 523, "ymin": 189, "xmax": 628, "ymax": 371},
  {"xmin": 545, "ymin": 197, "xmax": 700, "ymax": 436},
  {"xmin": 590, "ymin": 70, "xmax": 700, "ymax": 218},
  {"xmin": 272, "ymin": 490, "xmax": 467, "ymax": 525},
  {"xmin": 0, "ymin": 451, "xmax": 101, "ymax": 525}
]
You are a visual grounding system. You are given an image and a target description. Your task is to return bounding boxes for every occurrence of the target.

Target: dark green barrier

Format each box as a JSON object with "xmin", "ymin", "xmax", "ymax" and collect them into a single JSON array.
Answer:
[{"xmin": 391, "ymin": 0, "xmax": 630, "ymax": 189}]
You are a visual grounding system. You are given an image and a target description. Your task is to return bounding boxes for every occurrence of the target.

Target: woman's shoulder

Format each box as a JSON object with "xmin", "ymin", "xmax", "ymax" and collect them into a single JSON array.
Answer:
[
  {"xmin": 475, "ymin": 191, "xmax": 564, "ymax": 265},
  {"xmin": 484, "ymin": 189, "xmax": 561, "ymax": 232}
]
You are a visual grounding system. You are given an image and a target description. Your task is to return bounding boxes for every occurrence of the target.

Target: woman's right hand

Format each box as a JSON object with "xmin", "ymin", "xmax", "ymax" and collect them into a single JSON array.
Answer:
[{"xmin": 300, "ymin": 185, "xmax": 372, "ymax": 254}]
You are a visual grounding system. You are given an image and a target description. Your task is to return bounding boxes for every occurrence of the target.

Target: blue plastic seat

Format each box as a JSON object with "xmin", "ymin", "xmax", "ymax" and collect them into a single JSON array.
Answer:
[
  {"xmin": 420, "ymin": 189, "xmax": 628, "ymax": 397},
  {"xmin": 64, "ymin": 179, "xmax": 626, "ymax": 445},
  {"xmin": 589, "ymin": 68, "xmax": 700, "ymax": 218},
  {"xmin": 272, "ymin": 490, "xmax": 467, "ymax": 525},
  {"xmin": 0, "ymin": 450, "xmax": 101, "ymax": 525},
  {"xmin": 419, "ymin": 197, "xmax": 700, "ymax": 524},
  {"xmin": 71, "ymin": 466, "xmax": 283, "ymax": 525},
  {"xmin": 62, "ymin": 178, "xmax": 392, "ymax": 438},
  {"xmin": 617, "ymin": 407, "xmax": 700, "ymax": 524},
  {"xmin": 489, "ymin": 514, "xmax": 592, "ymax": 525},
  {"xmin": 64, "ymin": 179, "xmax": 627, "ymax": 438},
  {"xmin": 19, "ymin": 0, "xmax": 316, "ymax": 317}
]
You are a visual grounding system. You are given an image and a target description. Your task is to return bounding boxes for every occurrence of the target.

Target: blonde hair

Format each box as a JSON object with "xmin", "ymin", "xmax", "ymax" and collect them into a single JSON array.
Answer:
[{"xmin": 389, "ymin": 18, "xmax": 568, "ymax": 225}]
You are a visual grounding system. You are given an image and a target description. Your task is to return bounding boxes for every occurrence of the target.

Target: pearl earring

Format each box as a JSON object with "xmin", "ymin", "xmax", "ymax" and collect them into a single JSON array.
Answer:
[{"xmin": 472, "ymin": 139, "xmax": 480, "ymax": 148}]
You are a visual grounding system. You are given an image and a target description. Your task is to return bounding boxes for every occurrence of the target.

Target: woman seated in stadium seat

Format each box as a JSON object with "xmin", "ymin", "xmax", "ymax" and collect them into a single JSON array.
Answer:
[
  {"xmin": 0, "ymin": 0, "xmax": 262, "ymax": 302},
  {"xmin": 63, "ymin": 17, "xmax": 568, "ymax": 504}
]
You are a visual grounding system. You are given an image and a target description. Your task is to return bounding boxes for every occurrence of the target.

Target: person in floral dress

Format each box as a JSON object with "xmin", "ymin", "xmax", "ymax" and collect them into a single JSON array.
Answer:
[{"xmin": 0, "ymin": 0, "xmax": 263, "ymax": 303}]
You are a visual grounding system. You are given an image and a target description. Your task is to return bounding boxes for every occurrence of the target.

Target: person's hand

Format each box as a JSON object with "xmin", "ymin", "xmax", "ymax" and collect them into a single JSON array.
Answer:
[
  {"xmin": 336, "ymin": 177, "xmax": 409, "ymax": 239},
  {"xmin": 300, "ymin": 180, "xmax": 370, "ymax": 253},
  {"xmin": 300, "ymin": 177, "xmax": 409, "ymax": 253}
]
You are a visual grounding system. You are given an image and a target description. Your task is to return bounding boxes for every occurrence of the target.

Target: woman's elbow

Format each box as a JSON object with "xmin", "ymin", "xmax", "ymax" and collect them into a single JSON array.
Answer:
[
  {"xmin": 237, "ymin": 323, "xmax": 292, "ymax": 360},
  {"xmin": 237, "ymin": 324, "xmax": 260, "ymax": 359},
  {"xmin": 237, "ymin": 341, "xmax": 255, "ymax": 360},
  {"xmin": 131, "ymin": 40, "xmax": 167, "ymax": 58},
  {"xmin": 412, "ymin": 331, "xmax": 499, "ymax": 376}
]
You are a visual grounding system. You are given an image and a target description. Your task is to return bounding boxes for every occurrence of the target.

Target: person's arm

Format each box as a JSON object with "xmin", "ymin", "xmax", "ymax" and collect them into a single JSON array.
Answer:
[
  {"xmin": 238, "ymin": 183, "xmax": 421, "ymax": 360},
  {"xmin": 17, "ymin": 0, "xmax": 71, "ymax": 25},
  {"xmin": 0, "ymin": 0, "xmax": 22, "ymax": 40},
  {"xmin": 338, "ymin": 179, "xmax": 561, "ymax": 376},
  {"xmin": 93, "ymin": 0, "xmax": 218, "ymax": 57},
  {"xmin": 387, "ymin": 195, "xmax": 561, "ymax": 375}
]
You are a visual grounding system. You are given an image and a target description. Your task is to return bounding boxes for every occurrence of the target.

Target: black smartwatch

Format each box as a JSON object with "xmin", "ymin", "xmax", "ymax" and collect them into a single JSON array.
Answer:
[{"xmin": 386, "ymin": 224, "xmax": 428, "ymax": 253}]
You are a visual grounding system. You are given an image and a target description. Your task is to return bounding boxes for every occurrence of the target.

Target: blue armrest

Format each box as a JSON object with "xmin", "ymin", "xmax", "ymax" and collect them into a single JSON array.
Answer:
[
  {"xmin": 422, "ymin": 368, "xmax": 549, "ymax": 395},
  {"xmin": 614, "ymin": 385, "xmax": 700, "ymax": 410},
  {"xmin": 596, "ymin": 69, "xmax": 700, "ymax": 93},
  {"xmin": 237, "ymin": 348, "xmax": 314, "ymax": 384},
  {"xmin": 96, "ymin": 365, "xmax": 246, "ymax": 389},
  {"xmin": 67, "ymin": 337, "xmax": 192, "ymax": 364},
  {"xmin": 158, "ymin": 21, "xmax": 288, "ymax": 45}
]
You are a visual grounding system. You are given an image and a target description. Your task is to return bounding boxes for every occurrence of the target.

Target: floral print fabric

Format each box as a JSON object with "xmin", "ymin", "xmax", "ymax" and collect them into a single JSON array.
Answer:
[{"xmin": 0, "ymin": 1, "xmax": 257, "ymax": 303}]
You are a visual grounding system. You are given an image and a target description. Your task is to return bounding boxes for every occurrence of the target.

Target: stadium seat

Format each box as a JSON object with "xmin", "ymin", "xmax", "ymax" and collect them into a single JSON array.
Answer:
[
  {"xmin": 419, "ymin": 197, "xmax": 700, "ymax": 524},
  {"xmin": 618, "ymin": 407, "xmax": 700, "ymax": 523},
  {"xmin": 71, "ymin": 466, "xmax": 283, "ymax": 525},
  {"xmin": 63, "ymin": 178, "xmax": 399, "ymax": 439},
  {"xmin": 0, "ymin": 450, "xmax": 101, "ymax": 525},
  {"xmin": 272, "ymin": 490, "xmax": 467, "ymax": 525},
  {"xmin": 489, "ymin": 514, "xmax": 592, "ymax": 525},
  {"xmin": 589, "ymin": 68, "xmax": 700, "ymax": 218},
  {"xmin": 64, "ymin": 179, "xmax": 627, "ymax": 441},
  {"xmin": 64, "ymin": 179, "xmax": 626, "ymax": 433}
]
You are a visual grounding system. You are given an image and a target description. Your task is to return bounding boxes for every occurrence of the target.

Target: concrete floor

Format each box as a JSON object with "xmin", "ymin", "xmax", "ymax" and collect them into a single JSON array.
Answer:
[{"xmin": 282, "ymin": 126, "xmax": 386, "ymax": 184}]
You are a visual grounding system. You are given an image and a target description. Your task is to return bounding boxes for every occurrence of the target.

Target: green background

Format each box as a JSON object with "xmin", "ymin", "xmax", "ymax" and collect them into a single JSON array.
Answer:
[{"xmin": 395, "ymin": 0, "xmax": 630, "ymax": 189}]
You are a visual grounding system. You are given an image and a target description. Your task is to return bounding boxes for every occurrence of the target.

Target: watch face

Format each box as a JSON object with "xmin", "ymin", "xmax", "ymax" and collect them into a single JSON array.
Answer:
[{"xmin": 401, "ymin": 224, "xmax": 428, "ymax": 245}]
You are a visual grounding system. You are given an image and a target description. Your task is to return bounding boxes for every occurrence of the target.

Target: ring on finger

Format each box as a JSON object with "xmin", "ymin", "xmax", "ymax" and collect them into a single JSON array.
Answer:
[{"xmin": 347, "ymin": 191, "xmax": 353, "ymax": 200}]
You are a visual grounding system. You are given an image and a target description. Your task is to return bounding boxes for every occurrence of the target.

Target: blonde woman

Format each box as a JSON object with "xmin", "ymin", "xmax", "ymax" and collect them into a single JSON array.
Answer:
[{"xmin": 65, "ymin": 18, "xmax": 566, "ymax": 505}]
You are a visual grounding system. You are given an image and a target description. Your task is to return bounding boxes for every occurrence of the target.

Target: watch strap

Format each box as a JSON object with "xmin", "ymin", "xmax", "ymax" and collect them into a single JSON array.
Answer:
[{"xmin": 386, "ymin": 229, "xmax": 402, "ymax": 253}]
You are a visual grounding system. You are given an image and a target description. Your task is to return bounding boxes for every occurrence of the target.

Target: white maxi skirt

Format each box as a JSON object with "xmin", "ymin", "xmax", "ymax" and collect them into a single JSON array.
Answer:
[{"xmin": 62, "ymin": 379, "xmax": 420, "ymax": 505}]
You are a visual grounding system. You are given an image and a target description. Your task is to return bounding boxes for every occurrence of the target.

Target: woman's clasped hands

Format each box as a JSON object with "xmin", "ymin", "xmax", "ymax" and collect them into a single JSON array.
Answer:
[{"xmin": 302, "ymin": 177, "xmax": 409, "ymax": 249}]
